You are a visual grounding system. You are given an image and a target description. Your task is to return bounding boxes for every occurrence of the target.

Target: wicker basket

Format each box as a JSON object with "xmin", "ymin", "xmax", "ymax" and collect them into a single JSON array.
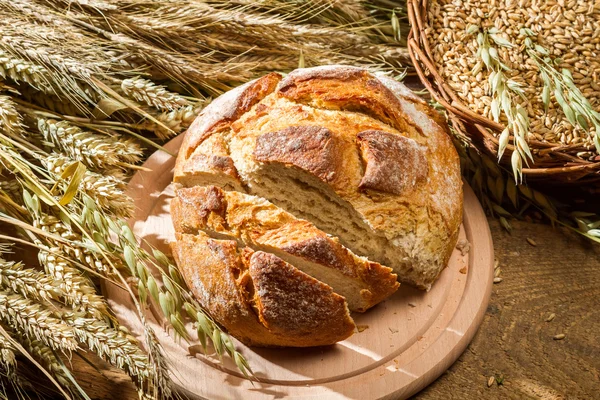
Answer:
[{"xmin": 406, "ymin": 0, "xmax": 600, "ymax": 185}]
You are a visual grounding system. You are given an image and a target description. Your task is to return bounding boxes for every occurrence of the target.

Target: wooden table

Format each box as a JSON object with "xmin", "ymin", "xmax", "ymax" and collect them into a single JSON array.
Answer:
[{"xmin": 67, "ymin": 218, "xmax": 600, "ymax": 399}]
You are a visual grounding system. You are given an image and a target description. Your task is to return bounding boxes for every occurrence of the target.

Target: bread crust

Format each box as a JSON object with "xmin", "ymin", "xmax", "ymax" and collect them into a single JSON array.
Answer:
[
  {"xmin": 253, "ymin": 125, "xmax": 344, "ymax": 185},
  {"xmin": 357, "ymin": 129, "xmax": 428, "ymax": 195},
  {"xmin": 172, "ymin": 232, "xmax": 355, "ymax": 347},
  {"xmin": 174, "ymin": 73, "xmax": 281, "ymax": 185}
]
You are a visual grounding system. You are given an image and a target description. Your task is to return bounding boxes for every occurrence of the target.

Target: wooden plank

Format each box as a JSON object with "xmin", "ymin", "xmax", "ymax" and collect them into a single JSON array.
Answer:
[{"xmin": 416, "ymin": 220, "xmax": 600, "ymax": 399}]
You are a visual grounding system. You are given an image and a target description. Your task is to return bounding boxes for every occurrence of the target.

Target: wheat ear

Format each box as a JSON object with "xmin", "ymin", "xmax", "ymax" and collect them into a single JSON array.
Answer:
[
  {"xmin": 38, "ymin": 248, "xmax": 108, "ymax": 320},
  {"xmin": 37, "ymin": 118, "xmax": 143, "ymax": 172},
  {"xmin": 121, "ymin": 77, "xmax": 190, "ymax": 111},
  {"xmin": 0, "ymin": 291, "xmax": 77, "ymax": 351},
  {"xmin": 65, "ymin": 314, "xmax": 152, "ymax": 385},
  {"xmin": 0, "ymin": 258, "xmax": 61, "ymax": 302}
]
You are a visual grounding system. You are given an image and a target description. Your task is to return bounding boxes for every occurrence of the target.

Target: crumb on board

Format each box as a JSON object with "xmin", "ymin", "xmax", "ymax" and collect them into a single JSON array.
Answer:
[
  {"xmin": 356, "ymin": 324, "xmax": 369, "ymax": 333},
  {"xmin": 456, "ymin": 239, "xmax": 471, "ymax": 256},
  {"xmin": 389, "ymin": 327, "xmax": 399, "ymax": 334},
  {"xmin": 459, "ymin": 266, "xmax": 467, "ymax": 274}
]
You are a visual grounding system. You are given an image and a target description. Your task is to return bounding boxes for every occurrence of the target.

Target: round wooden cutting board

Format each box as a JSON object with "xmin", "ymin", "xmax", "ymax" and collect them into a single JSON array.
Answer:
[{"xmin": 105, "ymin": 134, "xmax": 494, "ymax": 400}]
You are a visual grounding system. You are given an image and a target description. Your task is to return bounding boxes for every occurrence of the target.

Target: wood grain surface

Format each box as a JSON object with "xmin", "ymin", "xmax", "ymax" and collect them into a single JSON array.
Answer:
[{"xmin": 60, "ymin": 218, "xmax": 599, "ymax": 400}]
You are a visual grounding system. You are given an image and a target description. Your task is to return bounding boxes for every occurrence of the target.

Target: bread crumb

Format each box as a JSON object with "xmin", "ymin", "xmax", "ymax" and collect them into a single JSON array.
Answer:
[
  {"xmin": 459, "ymin": 266, "xmax": 467, "ymax": 274},
  {"xmin": 408, "ymin": 302, "xmax": 416, "ymax": 307},
  {"xmin": 389, "ymin": 327, "xmax": 399, "ymax": 334},
  {"xmin": 357, "ymin": 324, "xmax": 369, "ymax": 333},
  {"xmin": 456, "ymin": 239, "xmax": 471, "ymax": 256}
]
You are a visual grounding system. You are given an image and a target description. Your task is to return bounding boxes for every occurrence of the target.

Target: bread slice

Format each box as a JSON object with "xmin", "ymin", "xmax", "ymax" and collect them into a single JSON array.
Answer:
[
  {"xmin": 172, "ymin": 232, "xmax": 355, "ymax": 347},
  {"xmin": 171, "ymin": 186, "xmax": 399, "ymax": 312}
]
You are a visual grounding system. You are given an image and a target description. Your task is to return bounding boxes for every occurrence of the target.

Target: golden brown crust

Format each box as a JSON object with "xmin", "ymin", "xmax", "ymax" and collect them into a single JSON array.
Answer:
[
  {"xmin": 357, "ymin": 130, "xmax": 428, "ymax": 195},
  {"xmin": 174, "ymin": 73, "xmax": 281, "ymax": 184},
  {"xmin": 175, "ymin": 132, "xmax": 241, "ymax": 188},
  {"xmin": 171, "ymin": 186, "xmax": 227, "ymax": 234},
  {"xmin": 172, "ymin": 186, "xmax": 399, "ymax": 311},
  {"xmin": 276, "ymin": 66, "xmax": 412, "ymax": 133},
  {"xmin": 246, "ymin": 251, "xmax": 354, "ymax": 340},
  {"xmin": 253, "ymin": 125, "xmax": 344, "ymax": 185},
  {"xmin": 172, "ymin": 232, "xmax": 355, "ymax": 347}
]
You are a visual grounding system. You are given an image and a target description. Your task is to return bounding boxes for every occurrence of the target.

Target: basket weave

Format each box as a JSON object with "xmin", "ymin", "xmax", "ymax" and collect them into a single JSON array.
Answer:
[{"xmin": 406, "ymin": 0, "xmax": 600, "ymax": 185}]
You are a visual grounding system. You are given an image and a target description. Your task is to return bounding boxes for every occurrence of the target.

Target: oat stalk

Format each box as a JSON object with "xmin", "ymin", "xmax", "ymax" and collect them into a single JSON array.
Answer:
[
  {"xmin": 470, "ymin": 26, "xmax": 532, "ymax": 181},
  {"xmin": 520, "ymin": 28, "xmax": 600, "ymax": 153}
]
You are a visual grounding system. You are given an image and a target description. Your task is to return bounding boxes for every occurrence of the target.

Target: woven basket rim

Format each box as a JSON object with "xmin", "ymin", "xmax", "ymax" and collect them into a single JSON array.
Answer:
[{"xmin": 406, "ymin": 0, "xmax": 600, "ymax": 181}]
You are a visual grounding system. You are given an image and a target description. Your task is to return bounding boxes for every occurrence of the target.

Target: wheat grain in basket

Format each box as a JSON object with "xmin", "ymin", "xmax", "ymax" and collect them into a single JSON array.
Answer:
[{"xmin": 408, "ymin": 0, "xmax": 600, "ymax": 184}]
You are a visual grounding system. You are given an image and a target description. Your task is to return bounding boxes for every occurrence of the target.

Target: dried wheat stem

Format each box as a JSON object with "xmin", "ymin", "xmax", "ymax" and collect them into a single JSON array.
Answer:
[
  {"xmin": 121, "ymin": 77, "xmax": 189, "ymax": 111},
  {"xmin": 0, "ymin": 291, "xmax": 78, "ymax": 351},
  {"xmin": 37, "ymin": 118, "xmax": 143, "ymax": 172}
]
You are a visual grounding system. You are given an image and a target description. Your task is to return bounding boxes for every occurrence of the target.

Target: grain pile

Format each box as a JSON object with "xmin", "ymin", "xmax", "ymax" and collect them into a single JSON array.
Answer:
[{"xmin": 426, "ymin": 0, "xmax": 600, "ymax": 166}]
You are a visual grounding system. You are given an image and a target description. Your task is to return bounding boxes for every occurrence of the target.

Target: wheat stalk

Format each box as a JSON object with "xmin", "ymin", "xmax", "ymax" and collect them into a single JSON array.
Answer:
[
  {"xmin": 0, "ymin": 50, "xmax": 55, "ymax": 94},
  {"xmin": 37, "ymin": 118, "xmax": 143, "ymax": 172},
  {"xmin": 144, "ymin": 103, "xmax": 203, "ymax": 140},
  {"xmin": 65, "ymin": 313, "xmax": 152, "ymax": 385},
  {"xmin": 19, "ymin": 87, "xmax": 84, "ymax": 117},
  {"xmin": 43, "ymin": 153, "xmax": 133, "ymax": 218},
  {"xmin": 35, "ymin": 214, "xmax": 114, "ymax": 276},
  {"xmin": 38, "ymin": 248, "xmax": 108, "ymax": 320},
  {"xmin": 121, "ymin": 77, "xmax": 190, "ymax": 111},
  {"xmin": 0, "ymin": 291, "xmax": 78, "ymax": 351},
  {"xmin": 0, "ymin": 258, "xmax": 61, "ymax": 302}
]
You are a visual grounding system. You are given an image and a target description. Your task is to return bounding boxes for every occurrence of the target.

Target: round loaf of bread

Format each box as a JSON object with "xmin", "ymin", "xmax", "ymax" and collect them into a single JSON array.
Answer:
[{"xmin": 171, "ymin": 65, "xmax": 463, "ymax": 347}]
